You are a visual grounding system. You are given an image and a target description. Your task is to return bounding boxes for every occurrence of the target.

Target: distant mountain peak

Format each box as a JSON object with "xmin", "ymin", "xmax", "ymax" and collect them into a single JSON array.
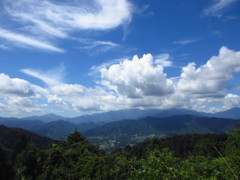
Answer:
[
  {"xmin": 22, "ymin": 113, "xmax": 68, "ymax": 122},
  {"xmin": 229, "ymin": 107, "xmax": 240, "ymax": 111},
  {"xmin": 42, "ymin": 113, "xmax": 66, "ymax": 118},
  {"xmin": 213, "ymin": 107, "xmax": 240, "ymax": 120}
]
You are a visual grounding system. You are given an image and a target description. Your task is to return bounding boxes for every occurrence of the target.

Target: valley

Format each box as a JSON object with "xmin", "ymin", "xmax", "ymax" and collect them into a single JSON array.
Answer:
[{"xmin": 1, "ymin": 108, "xmax": 240, "ymax": 151}]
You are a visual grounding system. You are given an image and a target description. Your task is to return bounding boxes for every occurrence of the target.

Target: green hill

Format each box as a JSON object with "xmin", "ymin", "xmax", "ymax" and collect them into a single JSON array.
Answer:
[{"xmin": 0, "ymin": 125, "xmax": 57, "ymax": 151}]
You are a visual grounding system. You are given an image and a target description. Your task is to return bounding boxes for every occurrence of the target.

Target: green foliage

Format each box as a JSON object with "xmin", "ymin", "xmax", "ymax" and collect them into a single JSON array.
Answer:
[
  {"xmin": 224, "ymin": 125, "xmax": 240, "ymax": 179},
  {"xmin": 14, "ymin": 144, "xmax": 39, "ymax": 180},
  {"xmin": 0, "ymin": 144, "xmax": 14, "ymax": 180},
  {"xmin": 133, "ymin": 149, "xmax": 182, "ymax": 180},
  {"xmin": 1, "ymin": 129, "xmax": 240, "ymax": 180},
  {"xmin": 12, "ymin": 133, "xmax": 28, "ymax": 163},
  {"xmin": 225, "ymin": 125, "xmax": 240, "ymax": 156},
  {"xmin": 67, "ymin": 130, "xmax": 85, "ymax": 144},
  {"xmin": 0, "ymin": 125, "xmax": 57, "ymax": 152}
]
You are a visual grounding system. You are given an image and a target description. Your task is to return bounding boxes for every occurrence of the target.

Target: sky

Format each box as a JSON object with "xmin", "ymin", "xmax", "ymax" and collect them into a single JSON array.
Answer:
[{"xmin": 0, "ymin": 0, "xmax": 240, "ymax": 117}]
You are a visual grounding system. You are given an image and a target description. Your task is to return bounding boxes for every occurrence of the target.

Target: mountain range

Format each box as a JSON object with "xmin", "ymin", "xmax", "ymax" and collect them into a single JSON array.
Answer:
[
  {"xmin": 18, "ymin": 107, "xmax": 240, "ymax": 124},
  {"xmin": 85, "ymin": 115, "xmax": 239, "ymax": 137},
  {"xmin": 0, "ymin": 107, "xmax": 239, "ymax": 144},
  {"xmin": 211, "ymin": 107, "xmax": 240, "ymax": 119},
  {"xmin": 22, "ymin": 113, "xmax": 70, "ymax": 122},
  {"xmin": 1, "ymin": 107, "xmax": 239, "ymax": 125}
]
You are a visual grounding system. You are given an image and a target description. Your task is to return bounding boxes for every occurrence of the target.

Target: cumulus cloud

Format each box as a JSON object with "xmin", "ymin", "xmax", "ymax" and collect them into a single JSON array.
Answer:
[
  {"xmin": 177, "ymin": 46, "xmax": 240, "ymax": 97},
  {"xmin": 203, "ymin": 0, "xmax": 238, "ymax": 17},
  {"xmin": 0, "ymin": 97, "xmax": 46, "ymax": 115},
  {"xmin": 223, "ymin": 93, "xmax": 240, "ymax": 109},
  {"xmin": 0, "ymin": 73, "xmax": 35, "ymax": 97},
  {"xmin": 2, "ymin": 46, "xmax": 240, "ymax": 116},
  {"xmin": 20, "ymin": 64, "xmax": 123, "ymax": 112},
  {"xmin": 48, "ymin": 84, "xmax": 124, "ymax": 112},
  {"xmin": 100, "ymin": 54, "xmax": 174, "ymax": 98},
  {"xmin": 50, "ymin": 84, "xmax": 85, "ymax": 96},
  {"xmin": 0, "ymin": 74, "xmax": 48, "ymax": 115}
]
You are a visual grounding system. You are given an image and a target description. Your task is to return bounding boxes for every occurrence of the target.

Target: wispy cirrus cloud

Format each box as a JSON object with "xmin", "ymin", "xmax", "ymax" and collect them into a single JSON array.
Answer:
[
  {"xmin": 0, "ymin": 44, "xmax": 9, "ymax": 50},
  {"xmin": 0, "ymin": 0, "xmax": 133, "ymax": 52},
  {"xmin": 4, "ymin": 0, "xmax": 132, "ymax": 31},
  {"xmin": 154, "ymin": 53, "xmax": 172, "ymax": 67},
  {"xmin": 203, "ymin": 0, "xmax": 238, "ymax": 17},
  {"xmin": 77, "ymin": 38, "xmax": 119, "ymax": 51},
  {"xmin": 78, "ymin": 40, "xmax": 120, "ymax": 54},
  {"xmin": 21, "ymin": 63, "xmax": 66, "ymax": 86},
  {"xmin": 173, "ymin": 38, "xmax": 199, "ymax": 45},
  {"xmin": 0, "ymin": 28, "xmax": 64, "ymax": 52}
]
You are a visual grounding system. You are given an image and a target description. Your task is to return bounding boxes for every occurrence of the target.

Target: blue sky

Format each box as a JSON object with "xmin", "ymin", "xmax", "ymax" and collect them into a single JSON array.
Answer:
[{"xmin": 0, "ymin": 0, "xmax": 240, "ymax": 117}]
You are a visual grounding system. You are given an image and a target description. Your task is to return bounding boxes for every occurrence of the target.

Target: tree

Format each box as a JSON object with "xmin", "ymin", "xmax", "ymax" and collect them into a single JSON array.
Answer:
[
  {"xmin": 0, "ymin": 144, "xmax": 14, "ymax": 180},
  {"xmin": 14, "ymin": 144, "xmax": 39, "ymax": 180},
  {"xmin": 12, "ymin": 132, "xmax": 28, "ymax": 163},
  {"xmin": 67, "ymin": 130, "xmax": 85, "ymax": 144},
  {"xmin": 224, "ymin": 125, "xmax": 240, "ymax": 179}
]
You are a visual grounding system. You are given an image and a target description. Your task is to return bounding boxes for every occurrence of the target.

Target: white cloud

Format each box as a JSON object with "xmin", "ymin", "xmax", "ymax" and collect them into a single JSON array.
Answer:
[
  {"xmin": 20, "ymin": 64, "xmax": 125, "ymax": 112},
  {"xmin": 50, "ymin": 84, "xmax": 85, "ymax": 96},
  {"xmin": 177, "ymin": 46, "xmax": 240, "ymax": 97},
  {"xmin": 154, "ymin": 53, "xmax": 172, "ymax": 67},
  {"xmin": 173, "ymin": 38, "xmax": 199, "ymax": 45},
  {"xmin": 0, "ymin": 74, "xmax": 48, "ymax": 115},
  {"xmin": 24, "ymin": 47, "xmax": 240, "ymax": 114},
  {"xmin": 2, "ymin": 46, "xmax": 240, "ymax": 116},
  {"xmin": 0, "ymin": 102, "xmax": 6, "ymax": 111},
  {"xmin": 0, "ymin": 28, "xmax": 64, "ymax": 52},
  {"xmin": 100, "ymin": 54, "xmax": 174, "ymax": 98},
  {"xmin": 204, "ymin": 0, "xmax": 238, "ymax": 17},
  {"xmin": 47, "ymin": 94, "xmax": 69, "ymax": 109},
  {"xmin": 48, "ymin": 84, "xmax": 124, "ymax": 112},
  {"xmin": 0, "ymin": 73, "xmax": 36, "ymax": 97},
  {"xmin": 77, "ymin": 38, "xmax": 120, "ymax": 53},
  {"xmin": 1, "ymin": 0, "xmax": 132, "ymax": 51},
  {"xmin": 223, "ymin": 93, "xmax": 240, "ymax": 109},
  {"xmin": 0, "ymin": 97, "xmax": 45, "ymax": 115},
  {"xmin": 85, "ymin": 40, "xmax": 119, "ymax": 49},
  {"xmin": 21, "ymin": 63, "xmax": 65, "ymax": 86}
]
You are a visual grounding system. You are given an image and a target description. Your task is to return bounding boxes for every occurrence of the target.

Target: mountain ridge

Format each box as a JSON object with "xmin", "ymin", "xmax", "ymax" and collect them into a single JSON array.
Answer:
[
  {"xmin": 0, "ymin": 125, "xmax": 57, "ymax": 151},
  {"xmin": 1, "ymin": 107, "xmax": 239, "ymax": 124}
]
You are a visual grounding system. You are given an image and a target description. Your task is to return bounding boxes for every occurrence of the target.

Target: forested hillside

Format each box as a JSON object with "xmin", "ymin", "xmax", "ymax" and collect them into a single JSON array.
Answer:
[
  {"xmin": 0, "ymin": 126, "xmax": 240, "ymax": 180},
  {"xmin": 0, "ymin": 125, "xmax": 57, "ymax": 151},
  {"xmin": 85, "ymin": 115, "xmax": 240, "ymax": 151}
]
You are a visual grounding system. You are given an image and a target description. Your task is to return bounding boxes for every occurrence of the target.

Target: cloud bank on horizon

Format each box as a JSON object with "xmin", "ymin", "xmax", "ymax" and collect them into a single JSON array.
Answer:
[
  {"xmin": 0, "ymin": 0, "xmax": 240, "ymax": 117},
  {"xmin": 0, "ymin": 46, "xmax": 240, "ymax": 116}
]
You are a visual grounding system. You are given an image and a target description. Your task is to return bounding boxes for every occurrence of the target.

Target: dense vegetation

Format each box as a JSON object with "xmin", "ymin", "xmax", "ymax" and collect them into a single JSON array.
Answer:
[
  {"xmin": 0, "ymin": 125, "xmax": 240, "ymax": 180},
  {"xmin": 85, "ymin": 115, "xmax": 240, "ymax": 151},
  {"xmin": 0, "ymin": 125, "xmax": 57, "ymax": 151}
]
